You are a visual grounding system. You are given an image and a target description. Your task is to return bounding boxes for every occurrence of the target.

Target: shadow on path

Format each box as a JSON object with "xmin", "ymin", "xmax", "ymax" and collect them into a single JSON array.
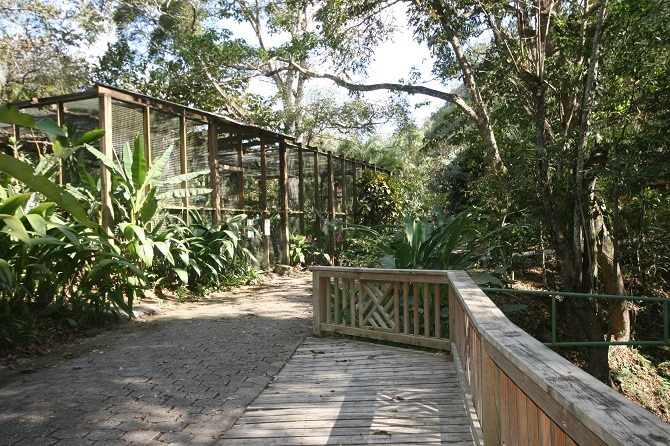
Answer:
[{"xmin": 0, "ymin": 273, "xmax": 312, "ymax": 446}]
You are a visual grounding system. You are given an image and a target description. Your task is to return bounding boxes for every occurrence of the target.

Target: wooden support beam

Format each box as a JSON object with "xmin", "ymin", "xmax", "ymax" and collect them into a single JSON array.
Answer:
[
  {"xmin": 279, "ymin": 141, "xmax": 290, "ymax": 265},
  {"xmin": 237, "ymin": 136, "xmax": 244, "ymax": 210},
  {"xmin": 260, "ymin": 143, "xmax": 270, "ymax": 270},
  {"xmin": 179, "ymin": 112, "xmax": 189, "ymax": 223},
  {"xmin": 313, "ymin": 150, "xmax": 321, "ymax": 246},
  {"xmin": 56, "ymin": 102, "xmax": 64, "ymax": 185},
  {"xmin": 352, "ymin": 162, "xmax": 359, "ymax": 218},
  {"xmin": 143, "ymin": 106, "xmax": 151, "ymax": 169},
  {"xmin": 340, "ymin": 157, "xmax": 347, "ymax": 225},
  {"xmin": 99, "ymin": 94, "xmax": 114, "ymax": 234},
  {"xmin": 328, "ymin": 152, "xmax": 336, "ymax": 265},
  {"xmin": 208, "ymin": 122, "xmax": 221, "ymax": 224},
  {"xmin": 298, "ymin": 144, "xmax": 305, "ymax": 234}
]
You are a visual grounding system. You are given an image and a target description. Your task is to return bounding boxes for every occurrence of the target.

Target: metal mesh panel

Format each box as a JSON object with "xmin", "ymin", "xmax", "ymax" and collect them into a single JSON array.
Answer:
[
  {"xmin": 218, "ymin": 132, "xmax": 239, "ymax": 210},
  {"xmin": 302, "ymin": 150, "xmax": 315, "ymax": 214},
  {"xmin": 319, "ymin": 152, "xmax": 330, "ymax": 215},
  {"xmin": 243, "ymin": 212, "xmax": 263, "ymax": 268},
  {"xmin": 333, "ymin": 155, "xmax": 343, "ymax": 214},
  {"xmin": 345, "ymin": 160, "xmax": 355, "ymax": 214},
  {"xmin": 149, "ymin": 110, "xmax": 180, "ymax": 205},
  {"xmin": 61, "ymin": 98, "xmax": 101, "ymax": 186},
  {"xmin": 265, "ymin": 145, "xmax": 280, "ymax": 211},
  {"xmin": 243, "ymin": 143, "xmax": 262, "ymax": 211},
  {"xmin": 112, "ymin": 100, "xmax": 144, "ymax": 161},
  {"xmin": 185, "ymin": 120, "xmax": 209, "ymax": 207},
  {"xmin": 18, "ymin": 105, "xmax": 57, "ymax": 159},
  {"xmin": 287, "ymin": 148, "xmax": 300, "ymax": 211},
  {"xmin": 62, "ymin": 99, "xmax": 101, "ymax": 144}
]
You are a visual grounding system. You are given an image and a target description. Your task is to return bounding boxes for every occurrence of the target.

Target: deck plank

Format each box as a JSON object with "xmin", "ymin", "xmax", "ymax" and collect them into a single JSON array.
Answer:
[{"xmin": 222, "ymin": 337, "xmax": 476, "ymax": 445}]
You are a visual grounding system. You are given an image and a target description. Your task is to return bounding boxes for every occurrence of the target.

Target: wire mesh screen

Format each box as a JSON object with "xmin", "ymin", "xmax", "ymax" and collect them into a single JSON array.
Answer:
[
  {"xmin": 318, "ymin": 152, "xmax": 330, "ymax": 215},
  {"xmin": 218, "ymin": 132, "xmax": 239, "ymax": 210},
  {"xmin": 345, "ymin": 160, "xmax": 355, "ymax": 214},
  {"xmin": 185, "ymin": 120, "xmax": 209, "ymax": 207},
  {"xmin": 243, "ymin": 212, "xmax": 263, "ymax": 268},
  {"xmin": 265, "ymin": 145, "xmax": 280, "ymax": 211},
  {"xmin": 333, "ymin": 156, "xmax": 343, "ymax": 214},
  {"xmin": 18, "ymin": 105, "xmax": 57, "ymax": 160},
  {"xmin": 150, "ymin": 110, "xmax": 180, "ymax": 205},
  {"xmin": 287, "ymin": 148, "xmax": 300, "ymax": 211},
  {"xmin": 243, "ymin": 142, "xmax": 262, "ymax": 211},
  {"xmin": 111, "ymin": 100, "xmax": 144, "ymax": 161},
  {"xmin": 302, "ymin": 150, "xmax": 315, "ymax": 214},
  {"xmin": 61, "ymin": 98, "xmax": 101, "ymax": 187}
]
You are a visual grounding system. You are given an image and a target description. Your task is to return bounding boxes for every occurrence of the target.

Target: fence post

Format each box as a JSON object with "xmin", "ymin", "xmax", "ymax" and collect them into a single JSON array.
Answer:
[
  {"xmin": 482, "ymin": 347, "xmax": 502, "ymax": 445},
  {"xmin": 312, "ymin": 270, "xmax": 328, "ymax": 336},
  {"xmin": 98, "ymin": 93, "xmax": 114, "ymax": 235}
]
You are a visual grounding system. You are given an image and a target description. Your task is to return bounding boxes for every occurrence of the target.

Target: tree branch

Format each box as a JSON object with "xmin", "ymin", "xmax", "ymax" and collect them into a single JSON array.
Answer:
[{"xmin": 279, "ymin": 58, "xmax": 479, "ymax": 122}]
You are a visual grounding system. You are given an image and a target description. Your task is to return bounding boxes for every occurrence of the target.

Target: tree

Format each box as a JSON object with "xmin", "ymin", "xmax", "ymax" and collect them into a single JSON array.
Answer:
[
  {"xmin": 0, "ymin": 0, "xmax": 103, "ymax": 101},
  {"xmin": 302, "ymin": 0, "xmax": 670, "ymax": 383}
]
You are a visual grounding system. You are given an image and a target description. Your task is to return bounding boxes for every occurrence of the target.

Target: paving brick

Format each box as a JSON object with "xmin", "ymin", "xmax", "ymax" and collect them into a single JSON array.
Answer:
[{"xmin": 0, "ymin": 274, "xmax": 311, "ymax": 445}]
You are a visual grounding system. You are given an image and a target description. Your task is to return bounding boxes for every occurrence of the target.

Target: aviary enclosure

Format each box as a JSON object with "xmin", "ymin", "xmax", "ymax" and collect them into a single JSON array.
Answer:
[{"xmin": 0, "ymin": 85, "xmax": 389, "ymax": 268}]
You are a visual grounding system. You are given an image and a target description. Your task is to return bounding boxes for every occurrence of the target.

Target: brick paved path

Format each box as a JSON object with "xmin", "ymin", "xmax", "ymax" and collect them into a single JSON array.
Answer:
[{"xmin": 0, "ymin": 274, "xmax": 312, "ymax": 445}]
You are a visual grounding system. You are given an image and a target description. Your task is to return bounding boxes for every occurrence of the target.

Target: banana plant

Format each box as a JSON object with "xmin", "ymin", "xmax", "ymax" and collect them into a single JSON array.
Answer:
[
  {"xmin": 86, "ymin": 135, "xmax": 211, "ymax": 273},
  {"xmin": 0, "ymin": 103, "xmax": 103, "ymax": 228},
  {"xmin": 86, "ymin": 135, "xmax": 210, "ymax": 229}
]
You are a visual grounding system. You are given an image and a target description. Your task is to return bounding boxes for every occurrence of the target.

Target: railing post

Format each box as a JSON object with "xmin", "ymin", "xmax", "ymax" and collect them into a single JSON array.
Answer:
[
  {"xmin": 313, "ymin": 270, "xmax": 328, "ymax": 337},
  {"xmin": 482, "ymin": 347, "xmax": 502, "ymax": 445}
]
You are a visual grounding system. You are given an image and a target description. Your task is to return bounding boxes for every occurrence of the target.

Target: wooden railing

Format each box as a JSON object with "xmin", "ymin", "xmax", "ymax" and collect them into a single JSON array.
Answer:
[
  {"xmin": 312, "ymin": 266, "xmax": 450, "ymax": 350},
  {"xmin": 312, "ymin": 267, "xmax": 670, "ymax": 446}
]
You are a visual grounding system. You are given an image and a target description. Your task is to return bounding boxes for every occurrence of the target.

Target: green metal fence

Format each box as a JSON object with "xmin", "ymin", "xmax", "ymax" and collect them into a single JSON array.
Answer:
[{"xmin": 480, "ymin": 287, "xmax": 670, "ymax": 348}]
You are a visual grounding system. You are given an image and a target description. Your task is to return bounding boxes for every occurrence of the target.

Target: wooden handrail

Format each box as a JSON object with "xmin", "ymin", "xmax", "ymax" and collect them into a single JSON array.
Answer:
[{"xmin": 312, "ymin": 267, "xmax": 670, "ymax": 445}]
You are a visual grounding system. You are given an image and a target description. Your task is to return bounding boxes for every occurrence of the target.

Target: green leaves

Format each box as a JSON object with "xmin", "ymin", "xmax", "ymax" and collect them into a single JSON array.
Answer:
[
  {"xmin": 0, "ymin": 104, "xmax": 65, "ymax": 137},
  {"xmin": 0, "ymin": 154, "xmax": 96, "ymax": 228}
]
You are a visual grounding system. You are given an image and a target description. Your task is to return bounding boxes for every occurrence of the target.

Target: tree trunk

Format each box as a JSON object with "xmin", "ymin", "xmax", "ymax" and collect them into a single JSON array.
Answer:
[{"xmin": 594, "ymin": 214, "xmax": 630, "ymax": 341}]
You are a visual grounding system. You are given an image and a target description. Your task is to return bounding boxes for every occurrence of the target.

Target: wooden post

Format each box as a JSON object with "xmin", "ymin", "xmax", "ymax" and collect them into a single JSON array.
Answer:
[
  {"xmin": 237, "ymin": 135, "xmax": 244, "ymax": 210},
  {"xmin": 278, "ymin": 141, "xmax": 290, "ymax": 265},
  {"xmin": 260, "ymin": 143, "xmax": 270, "ymax": 270},
  {"xmin": 482, "ymin": 346, "xmax": 502, "ymax": 445},
  {"xmin": 99, "ymin": 94, "xmax": 114, "ymax": 234},
  {"xmin": 313, "ymin": 150, "xmax": 321, "ymax": 212},
  {"xmin": 312, "ymin": 270, "xmax": 329, "ymax": 336},
  {"xmin": 179, "ymin": 112, "xmax": 188, "ymax": 223},
  {"xmin": 352, "ymin": 162, "xmax": 358, "ymax": 217},
  {"xmin": 340, "ymin": 157, "xmax": 347, "ymax": 224},
  {"xmin": 56, "ymin": 102, "xmax": 64, "ymax": 185},
  {"xmin": 208, "ymin": 122, "xmax": 220, "ymax": 224},
  {"xmin": 328, "ymin": 152, "xmax": 336, "ymax": 265},
  {"xmin": 298, "ymin": 144, "xmax": 305, "ymax": 234},
  {"xmin": 313, "ymin": 150, "xmax": 321, "ymax": 249},
  {"xmin": 143, "ymin": 106, "xmax": 151, "ymax": 169}
]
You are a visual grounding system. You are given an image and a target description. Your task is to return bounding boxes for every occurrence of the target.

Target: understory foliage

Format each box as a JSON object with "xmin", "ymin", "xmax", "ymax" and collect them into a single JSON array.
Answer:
[
  {"xmin": 0, "ymin": 108, "xmax": 256, "ymax": 349},
  {"xmin": 354, "ymin": 170, "xmax": 402, "ymax": 227}
]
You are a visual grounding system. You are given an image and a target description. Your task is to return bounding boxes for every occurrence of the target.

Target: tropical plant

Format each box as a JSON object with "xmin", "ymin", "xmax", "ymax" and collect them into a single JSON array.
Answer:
[
  {"xmin": 177, "ymin": 211, "xmax": 258, "ymax": 292},
  {"xmin": 355, "ymin": 170, "xmax": 402, "ymax": 226},
  {"xmin": 289, "ymin": 233, "xmax": 309, "ymax": 266},
  {"xmin": 0, "ymin": 185, "xmax": 146, "ymax": 348},
  {"xmin": 0, "ymin": 105, "xmax": 146, "ymax": 348},
  {"xmin": 85, "ymin": 135, "xmax": 209, "ymax": 272}
]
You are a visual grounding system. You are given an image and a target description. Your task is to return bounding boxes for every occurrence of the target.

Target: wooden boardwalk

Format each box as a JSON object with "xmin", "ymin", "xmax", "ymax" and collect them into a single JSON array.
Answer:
[{"xmin": 222, "ymin": 337, "xmax": 476, "ymax": 445}]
